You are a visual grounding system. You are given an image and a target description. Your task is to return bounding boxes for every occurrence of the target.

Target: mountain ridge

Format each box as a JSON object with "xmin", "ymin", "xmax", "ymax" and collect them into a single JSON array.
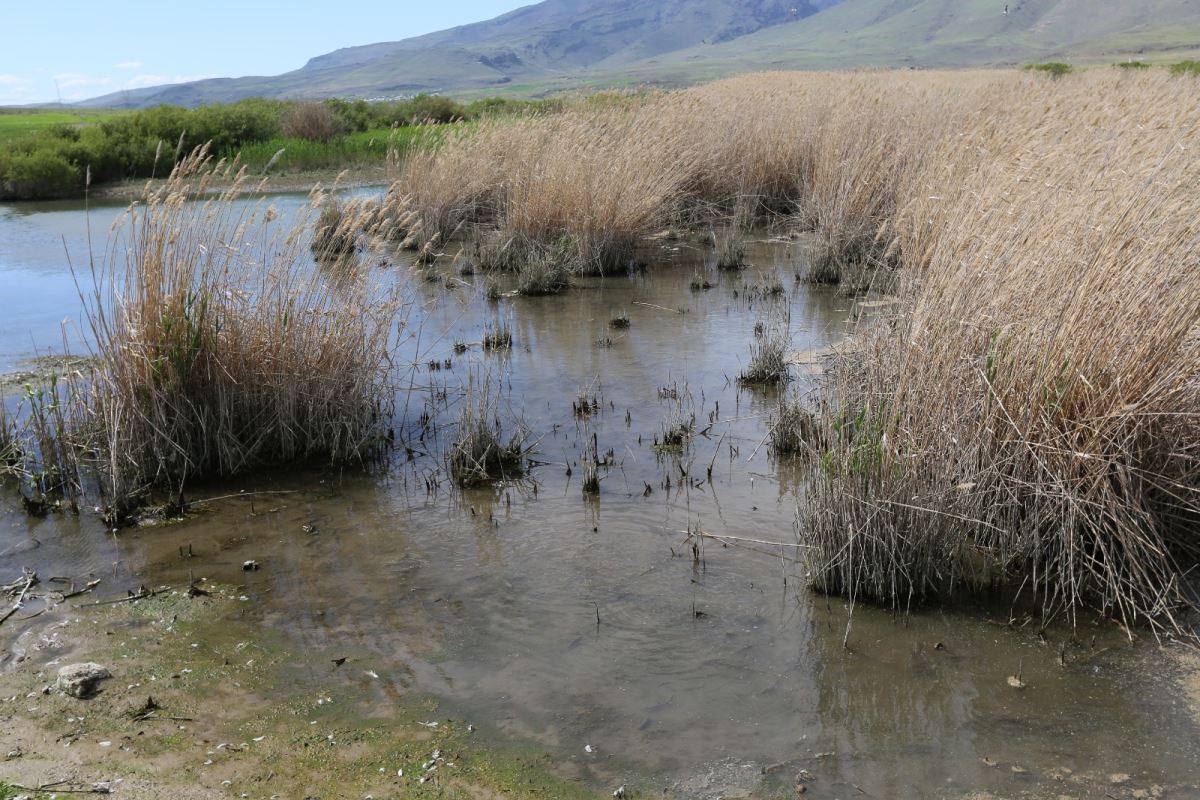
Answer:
[{"xmin": 84, "ymin": 0, "xmax": 1200, "ymax": 107}]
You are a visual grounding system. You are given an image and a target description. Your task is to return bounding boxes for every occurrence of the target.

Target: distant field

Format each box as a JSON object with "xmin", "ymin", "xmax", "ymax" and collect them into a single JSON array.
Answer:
[{"xmin": 0, "ymin": 108, "xmax": 124, "ymax": 144}]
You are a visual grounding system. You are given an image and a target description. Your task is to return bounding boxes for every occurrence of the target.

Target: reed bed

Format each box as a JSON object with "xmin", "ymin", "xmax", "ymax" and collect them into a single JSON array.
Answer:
[
  {"xmin": 801, "ymin": 71, "xmax": 1200, "ymax": 630},
  {"xmin": 5, "ymin": 150, "xmax": 406, "ymax": 521},
  {"xmin": 387, "ymin": 68, "xmax": 1200, "ymax": 627}
]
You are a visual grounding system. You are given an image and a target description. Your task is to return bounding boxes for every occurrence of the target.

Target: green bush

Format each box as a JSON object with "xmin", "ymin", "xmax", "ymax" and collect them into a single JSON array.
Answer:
[
  {"xmin": 1024, "ymin": 62, "xmax": 1074, "ymax": 77},
  {"xmin": 1170, "ymin": 60, "xmax": 1200, "ymax": 76},
  {"xmin": 0, "ymin": 93, "xmax": 558, "ymax": 199},
  {"xmin": 1115, "ymin": 60, "xmax": 1151, "ymax": 70},
  {"xmin": 0, "ymin": 148, "xmax": 81, "ymax": 199}
]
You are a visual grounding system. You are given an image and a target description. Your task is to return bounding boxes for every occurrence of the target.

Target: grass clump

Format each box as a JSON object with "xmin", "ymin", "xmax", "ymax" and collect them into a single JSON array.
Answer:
[
  {"xmin": 310, "ymin": 199, "xmax": 360, "ymax": 259},
  {"xmin": 517, "ymin": 239, "xmax": 576, "ymax": 295},
  {"xmin": 714, "ymin": 228, "xmax": 746, "ymax": 270},
  {"xmin": 739, "ymin": 318, "xmax": 790, "ymax": 386},
  {"xmin": 1115, "ymin": 60, "xmax": 1152, "ymax": 70},
  {"xmin": 48, "ymin": 149, "xmax": 403, "ymax": 522},
  {"xmin": 1170, "ymin": 60, "xmax": 1200, "ymax": 76},
  {"xmin": 743, "ymin": 272, "xmax": 786, "ymax": 300},
  {"xmin": 448, "ymin": 375, "xmax": 528, "ymax": 487},
  {"xmin": 799, "ymin": 73, "xmax": 1200, "ymax": 631},
  {"xmin": 482, "ymin": 319, "xmax": 513, "ymax": 352},
  {"xmin": 1024, "ymin": 62, "xmax": 1075, "ymax": 77},
  {"xmin": 769, "ymin": 395, "xmax": 821, "ymax": 458},
  {"xmin": 474, "ymin": 233, "xmax": 576, "ymax": 296},
  {"xmin": 653, "ymin": 414, "xmax": 695, "ymax": 453}
]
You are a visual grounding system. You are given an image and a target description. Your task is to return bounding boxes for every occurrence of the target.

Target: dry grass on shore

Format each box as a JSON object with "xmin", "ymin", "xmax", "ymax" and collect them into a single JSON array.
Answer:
[{"xmin": 387, "ymin": 68, "xmax": 1200, "ymax": 628}]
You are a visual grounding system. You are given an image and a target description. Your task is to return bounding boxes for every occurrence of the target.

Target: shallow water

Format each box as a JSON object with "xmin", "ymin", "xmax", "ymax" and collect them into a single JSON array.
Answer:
[{"xmin": 2, "ymin": 199, "xmax": 1199, "ymax": 799}]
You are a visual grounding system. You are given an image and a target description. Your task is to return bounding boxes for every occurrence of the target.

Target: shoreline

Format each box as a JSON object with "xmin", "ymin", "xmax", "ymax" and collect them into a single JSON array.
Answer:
[{"xmin": 86, "ymin": 165, "xmax": 393, "ymax": 202}]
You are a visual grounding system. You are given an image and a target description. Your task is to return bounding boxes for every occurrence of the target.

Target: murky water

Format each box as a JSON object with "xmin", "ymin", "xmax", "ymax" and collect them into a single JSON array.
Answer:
[{"xmin": 2, "ymin": 198, "xmax": 1199, "ymax": 799}]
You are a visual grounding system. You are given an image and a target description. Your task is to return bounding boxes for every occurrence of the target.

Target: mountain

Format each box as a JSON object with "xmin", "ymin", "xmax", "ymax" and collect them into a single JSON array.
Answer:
[
  {"xmin": 86, "ymin": 0, "xmax": 1200, "ymax": 107},
  {"xmin": 87, "ymin": 0, "xmax": 839, "ymax": 107},
  {"xmin": 617, "ymin": 0, "xmax": 1200, "ymax": 78}
]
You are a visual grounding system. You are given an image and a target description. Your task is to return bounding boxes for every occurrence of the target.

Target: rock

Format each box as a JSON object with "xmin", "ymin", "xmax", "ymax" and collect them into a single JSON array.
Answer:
[{"xmin": 57, "ymin": 663, "xmax": 112, "ymax": 698}]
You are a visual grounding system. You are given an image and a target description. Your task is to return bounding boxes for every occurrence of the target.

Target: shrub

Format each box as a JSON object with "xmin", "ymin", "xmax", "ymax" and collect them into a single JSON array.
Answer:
[
  {"xmin": 0, "ymin": 148, "xmax": 81, "ymax": 199},
  {"xmin": 282, "ymin": 102, "xmax": 343, "ymax": 143},
  {"xmin": 1170, "ymin": 60, "xmax": 1200, "ymax": 76},
  {"xmin": 1023, "ymin": 62, "xmax": 1074, "ymax": 77}
]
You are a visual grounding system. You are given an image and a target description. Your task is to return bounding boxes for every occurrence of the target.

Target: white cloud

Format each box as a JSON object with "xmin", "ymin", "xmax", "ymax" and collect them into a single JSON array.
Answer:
[
  {"xmin": 125, "ymin": 74, "xmax": 169, "ymax": 89},
  {"xmin": 54, "ymin": 72, "xmax": 112, "ymax": 90},
  {"xmin": 115, "ymin": 61, "xmax": 143, "ymax": 70},
  {"xmin": 0, "ymin": 75, "xmax": 35, "ymax": 105},
  {"xmin": 51, "ymin": 73, "xmax": 117, "ymax": 101}
]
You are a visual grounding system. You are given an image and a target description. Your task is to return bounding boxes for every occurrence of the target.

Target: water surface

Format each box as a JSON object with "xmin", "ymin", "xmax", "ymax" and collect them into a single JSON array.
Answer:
[{"xmin": 1, "ymin": 199, "xmax": 1198, "ymax": 799}]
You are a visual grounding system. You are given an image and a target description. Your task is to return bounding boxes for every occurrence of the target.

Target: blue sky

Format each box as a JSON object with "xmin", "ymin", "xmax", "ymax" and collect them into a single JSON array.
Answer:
[{"xmin": 0, "ymin": 0, "xmax": 531, "ymax": 105}]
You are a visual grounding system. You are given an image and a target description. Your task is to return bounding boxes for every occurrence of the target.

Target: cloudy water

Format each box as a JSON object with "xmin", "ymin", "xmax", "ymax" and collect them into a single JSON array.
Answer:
[{"xmin": 1, "ymin": 199, "xmax": 1198, "ymax": 799}]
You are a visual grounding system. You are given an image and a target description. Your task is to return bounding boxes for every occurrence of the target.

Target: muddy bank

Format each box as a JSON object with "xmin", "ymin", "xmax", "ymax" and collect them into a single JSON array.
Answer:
[
  {"xmin": 0, "ymin": 577, "xmax": 1196, "ymax": 800},
  {"xmin": 0, "ymin": 585, "xmax": 603, "ymax": 799}
]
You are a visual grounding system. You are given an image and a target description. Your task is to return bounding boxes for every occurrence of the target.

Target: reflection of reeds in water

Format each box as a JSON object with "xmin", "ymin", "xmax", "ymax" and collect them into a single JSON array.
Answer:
[{"xmin": 9, "ymin": 148, "xmax": 405, "ymax": 523}]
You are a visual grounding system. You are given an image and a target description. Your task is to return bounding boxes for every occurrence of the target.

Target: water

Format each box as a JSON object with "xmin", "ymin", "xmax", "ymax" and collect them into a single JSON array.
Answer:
[{"xmin": 1, "ymin": 197, "xmax": 1198, "ymax": 799}]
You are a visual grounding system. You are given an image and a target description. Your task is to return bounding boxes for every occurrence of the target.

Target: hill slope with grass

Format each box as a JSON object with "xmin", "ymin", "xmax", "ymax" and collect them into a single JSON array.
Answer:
[
  {"xmin": 85, "ymin": 0, "xmax": 1200, "ymax": 106},
  {"xmin": 619, "ymin": 0, "xmax": 1200, "ymax": 78}
]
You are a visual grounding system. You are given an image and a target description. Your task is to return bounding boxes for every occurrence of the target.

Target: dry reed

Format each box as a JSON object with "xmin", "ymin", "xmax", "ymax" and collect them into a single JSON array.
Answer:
[
  {"xmin": 448, "ymin": 373, "xmax": 529, "ymax": 487},
  {"xmin": 386, "ymin": 68, "xmax": 1200, "ymax": 627},
  {"xmin": 800, "ymin": 71, "xmax": 1200, "ymax": 630},
  {"xmin": 64, "ymin": 149, "xmax": 404, "ymax": 521}
]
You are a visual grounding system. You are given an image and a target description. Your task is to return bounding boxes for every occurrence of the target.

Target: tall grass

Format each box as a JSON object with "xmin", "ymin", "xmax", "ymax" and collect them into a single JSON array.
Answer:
[
  {"xmin": 448, "ymin": 374, "xmax": 529, "ymax": 487},
  {"xmin": 238, "ymin": 126, "xmax": 428, "ymax": 174},
  {"xmin": 389, "ymin": 68, "xmax": 1200, "ymax": 628},
  {"xmin": 36, "ymin": 148, "xmax": 404, "ymax": 521},
  {"xmin": 800, "ymin": 71, "xmax": 1200, "ymax": 630}
]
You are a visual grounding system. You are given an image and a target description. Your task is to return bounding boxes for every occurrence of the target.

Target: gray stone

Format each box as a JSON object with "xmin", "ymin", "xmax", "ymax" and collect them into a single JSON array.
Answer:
[{"xmin": 56, "ymin": 663, "xmax": 112, "ymax": 698}]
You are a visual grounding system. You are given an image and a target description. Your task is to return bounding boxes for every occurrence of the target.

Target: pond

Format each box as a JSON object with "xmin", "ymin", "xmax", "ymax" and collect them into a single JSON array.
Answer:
[{"xmin": 1, "ymin": 194, "xmax": 1198, "ymax": 799}]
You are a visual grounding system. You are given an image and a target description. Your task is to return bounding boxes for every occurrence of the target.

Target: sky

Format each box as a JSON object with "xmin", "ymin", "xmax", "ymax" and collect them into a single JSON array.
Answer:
[{"xmin": 0, "ymin": 0, "xmax": 532, "ymax": 105}]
